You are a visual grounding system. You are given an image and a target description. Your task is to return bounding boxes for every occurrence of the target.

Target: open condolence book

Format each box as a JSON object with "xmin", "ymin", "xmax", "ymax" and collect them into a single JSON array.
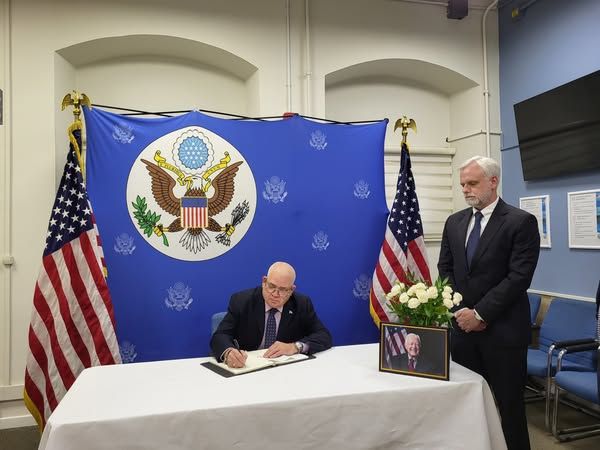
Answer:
[{"xmin": 202, "ymin": 349, "xmax": 314, "ymax": 377}]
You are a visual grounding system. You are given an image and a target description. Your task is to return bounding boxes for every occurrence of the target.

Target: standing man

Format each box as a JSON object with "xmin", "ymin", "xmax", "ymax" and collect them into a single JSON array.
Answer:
[
  {"xmin": 438, "ymin": 156, "xmax": 540, "ymax": 450},
  {"xmin": 210, "ymin": 261, "xmax": 332, "ymax": 368}
]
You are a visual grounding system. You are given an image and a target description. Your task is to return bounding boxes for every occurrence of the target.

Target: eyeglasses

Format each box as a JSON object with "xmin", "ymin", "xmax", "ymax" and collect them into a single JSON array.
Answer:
[{"xmin": 264, "ymin": 280, "xmax": 293, "ymax": 296}]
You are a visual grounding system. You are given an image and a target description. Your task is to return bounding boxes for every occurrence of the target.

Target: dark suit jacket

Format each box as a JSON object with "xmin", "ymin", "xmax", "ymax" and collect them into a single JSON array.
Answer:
[
  {"xmin": 437, "ymin": 198, "xmax": 540, "ymax": 347},
  {"xmin": 210, "ymin": 287, "xmax": 332, "ymax": 359},
  {"xmin": 390, "ymin": 353, "xmax": 435, "ymax": 374}
]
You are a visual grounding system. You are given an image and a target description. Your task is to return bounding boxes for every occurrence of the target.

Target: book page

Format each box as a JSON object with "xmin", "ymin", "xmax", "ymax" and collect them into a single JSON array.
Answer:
[{"xmin": 212, "ymin": 349, "xmax": 308, "ymax": 375}]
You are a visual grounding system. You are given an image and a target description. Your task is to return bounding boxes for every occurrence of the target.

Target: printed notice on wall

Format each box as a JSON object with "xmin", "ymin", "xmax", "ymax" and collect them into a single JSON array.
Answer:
[
  {"xmin": 520, "ymin": 195, "xmax": 551, "ymax": 248},
  {"xmin": 567, "ymin": 189, "xmax": 600, "ymax": 249}
]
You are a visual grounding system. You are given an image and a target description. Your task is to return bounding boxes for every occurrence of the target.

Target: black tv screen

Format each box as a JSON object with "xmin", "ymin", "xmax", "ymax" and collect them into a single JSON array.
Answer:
[{"xmin": 514, "ymin": 70, "xmax": 600, "ymax": 181}]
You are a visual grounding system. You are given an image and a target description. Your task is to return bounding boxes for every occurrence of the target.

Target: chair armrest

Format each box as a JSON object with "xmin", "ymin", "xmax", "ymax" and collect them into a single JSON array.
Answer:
[
  {"xmin": 552, "ymin": 337, "xmax": 598, "ymax": 348},
  {"xmin": 555, "ymin": 341, "xmax": 600, "ymax": 372},
  {"xmin": 558, "ymin": 341, "xmax": 600, "ymax": 354}
]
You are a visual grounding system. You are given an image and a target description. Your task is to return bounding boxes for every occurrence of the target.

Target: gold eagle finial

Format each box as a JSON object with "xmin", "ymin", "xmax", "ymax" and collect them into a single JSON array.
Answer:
[
  {"xmin": 61, "ymin": 91, "xmax": 91, "ymax": 122},
  {"xmin": 394, "ymin": 116, "xmax": 417, "ymax": 146}
]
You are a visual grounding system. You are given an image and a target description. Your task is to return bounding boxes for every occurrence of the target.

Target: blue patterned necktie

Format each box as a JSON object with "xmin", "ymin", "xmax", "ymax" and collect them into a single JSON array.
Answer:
[
  {"xmin": 466, "ymin": 211, "xmax": 483, "ymax": 269},
  {"xmin": 264, "ymin": 308, "xmax": 277, "ymax": 348}
]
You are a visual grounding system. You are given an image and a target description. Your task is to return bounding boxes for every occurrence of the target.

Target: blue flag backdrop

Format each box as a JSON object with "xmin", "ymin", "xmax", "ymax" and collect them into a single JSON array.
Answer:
[{"xmin": 84, "ymin": 107, "xmax": 388, "ymax": 362}]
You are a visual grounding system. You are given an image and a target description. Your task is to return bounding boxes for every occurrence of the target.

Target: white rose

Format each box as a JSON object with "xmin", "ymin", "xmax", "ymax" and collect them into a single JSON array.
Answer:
[
  {"xmin": 406, "ymin": 285, "xmax": 416, "ymax": 296},
  {"xmin": 442, "ymin": 291, "xmax": 452, "ymax": 300},
  {"xmin": 397, "ymin": 282, "xmax": 406, "ymax": 291},
  {"xmin": 390, "ymin": 284, "xmax": 402, "ymax": 296},
  {"xmin": 414, "ymin": 282, "xmax": 427, "ymax": 291},
  {"xmin": 399, "ymin": 293, "xmax": 410, "ymax": 304},
  {"xmin": 426, "ymin": 286, "xmax": 438, "ymax": 298},
  {"xmin": 386, "ymin": 292, "xmax": 394, "ymax": 300},
  {"xmin": 443, "ymin": 298, "xmax": 454, "ymax": 309},
  {"xmin": 416, "ymin": 290, "xmax": 429, "ymax": 303},
  {"xmin": 407, "ymin": 297, "xmax": 421, "ymax": 309},
  {"xmin": 443, "ymin": 285, "xmax": 453, "ymax": 294},
  {"xmin": 452, "ymin": 292, "xmax": 463, "ymax": 305}
]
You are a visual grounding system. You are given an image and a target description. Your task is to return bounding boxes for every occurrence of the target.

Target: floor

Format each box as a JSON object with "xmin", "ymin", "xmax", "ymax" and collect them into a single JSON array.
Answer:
[{"xmin": 1, "ymin": 400, "xmax": 600, "ymax": 449}]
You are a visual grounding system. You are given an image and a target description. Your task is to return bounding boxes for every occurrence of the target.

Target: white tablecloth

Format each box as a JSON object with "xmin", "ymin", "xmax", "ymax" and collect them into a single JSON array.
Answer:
[{"xmin": 39, "ymin": 344, "xmax": 506, "ymax": 450}]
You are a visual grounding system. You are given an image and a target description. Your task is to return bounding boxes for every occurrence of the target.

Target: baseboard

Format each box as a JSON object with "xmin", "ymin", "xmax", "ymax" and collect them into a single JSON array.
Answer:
[{"xmin": 0, "ymin": 414, "xmax": 35, "ymax": 430}]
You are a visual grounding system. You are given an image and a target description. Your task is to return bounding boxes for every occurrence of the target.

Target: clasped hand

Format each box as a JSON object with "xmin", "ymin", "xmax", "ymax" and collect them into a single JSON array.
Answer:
[{"xmin": 455, "ymin": 308, "xmax": 487, "ymax": 333}]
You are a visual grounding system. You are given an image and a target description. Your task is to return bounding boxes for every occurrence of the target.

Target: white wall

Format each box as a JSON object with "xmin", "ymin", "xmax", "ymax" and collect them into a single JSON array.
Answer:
[{"xmin": 0, "ymin": 0, "xmax": 500, "ymax": 427}]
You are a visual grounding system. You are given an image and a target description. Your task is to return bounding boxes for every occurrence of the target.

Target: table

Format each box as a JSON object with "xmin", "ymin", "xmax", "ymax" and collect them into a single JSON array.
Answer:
[{"xmin": 39, "ymin": 344, "xmax": 506, "ymax": 450}]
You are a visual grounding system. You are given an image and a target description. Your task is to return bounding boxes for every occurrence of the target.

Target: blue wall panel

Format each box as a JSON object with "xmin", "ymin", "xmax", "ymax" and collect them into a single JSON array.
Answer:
[{"xmin": 499, "ymin": 0, "xmax": 600, "ymax": 297}]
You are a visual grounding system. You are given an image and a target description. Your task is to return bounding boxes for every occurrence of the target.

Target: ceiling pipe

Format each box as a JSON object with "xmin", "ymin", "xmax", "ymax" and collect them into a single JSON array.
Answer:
[
  {"xmin": 285, "ymin": 0, "xmax": 292, "ymax": 112},
  {"xmin": 482, "ymin": 0, "xmax": 498, "ymax": 158},
  {"xmin": 304, "ymin": 0, "xmax": 312, "ymax": 116}
]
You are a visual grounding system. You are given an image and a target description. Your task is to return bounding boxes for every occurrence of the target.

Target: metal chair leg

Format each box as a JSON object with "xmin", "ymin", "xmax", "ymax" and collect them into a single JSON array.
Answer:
[{"xmin": 545, "ymin": 343, "xmax": 556, "ymax": 429}]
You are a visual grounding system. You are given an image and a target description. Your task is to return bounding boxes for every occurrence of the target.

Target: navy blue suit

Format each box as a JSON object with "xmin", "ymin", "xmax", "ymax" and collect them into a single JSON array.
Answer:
[
  {"xmin": 210, "ymin": 287, "xmax": 332, "ymax": 359},
  {"xmin": 438, "ymin": 198, "xmax": 540, "ymax": 450}
]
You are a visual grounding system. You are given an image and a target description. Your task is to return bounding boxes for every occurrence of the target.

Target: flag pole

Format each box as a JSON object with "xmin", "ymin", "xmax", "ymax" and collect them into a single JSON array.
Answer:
[
  {"xmin": 24, "ymin": 92, "xmax": 120, "ymax": 431},
  {"xmin": 61, "ymin": 91, "xmax": 91, "ymax": 180},
  {"xmin": 369, "ymin": 114, "xmax": 431, "ymax": 327}
]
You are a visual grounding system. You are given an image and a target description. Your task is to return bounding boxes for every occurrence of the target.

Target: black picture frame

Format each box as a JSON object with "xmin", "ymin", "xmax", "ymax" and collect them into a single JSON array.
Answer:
[{"xmin": 379, "ymin": 323, "xmax": 450, "ymax": 381}]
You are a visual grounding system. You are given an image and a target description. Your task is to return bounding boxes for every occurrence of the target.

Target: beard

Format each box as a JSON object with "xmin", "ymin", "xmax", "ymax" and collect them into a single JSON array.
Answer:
[
  {"xmin": 464, "ymin": 196, "xmax": 481, "ymax": 208},
  {"xmin": 464, "ymin": 191, "xmax": 493, "ymax": 209}
]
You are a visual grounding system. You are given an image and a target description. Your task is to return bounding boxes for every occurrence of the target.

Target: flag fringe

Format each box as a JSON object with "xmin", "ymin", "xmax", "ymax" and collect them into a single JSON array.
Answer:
[{"xmin": 23, "ymin": 388, "xmax": 44, "ymax": 433}]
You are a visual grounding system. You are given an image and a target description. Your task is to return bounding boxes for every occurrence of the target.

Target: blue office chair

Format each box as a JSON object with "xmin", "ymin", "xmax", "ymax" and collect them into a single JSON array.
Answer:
[
  {"xmin": 525, "ymin": 298, "xmax": 598, "ymax": 427},
  {"xmin": 551, "ymin": 325, "xmax": 599, "ymax": 441},
  {"xmin": 211, "ymin": 311, "xmax": 227, "ymax": 335}
]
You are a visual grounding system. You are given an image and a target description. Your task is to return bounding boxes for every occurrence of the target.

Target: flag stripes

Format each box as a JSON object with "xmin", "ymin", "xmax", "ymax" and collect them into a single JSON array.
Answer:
[
  {"xmin": 370, "ymin": 143, "xmax": 431, "ymax": 327},
  {"xmin": 24, "ymin": 125, "xmax": 121, "ymax": 430}
]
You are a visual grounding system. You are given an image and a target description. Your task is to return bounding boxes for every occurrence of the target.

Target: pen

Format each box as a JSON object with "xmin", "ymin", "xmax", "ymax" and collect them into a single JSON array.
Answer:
[{"xmin": 233, "ymin": 339, "xmax": 240, "ymax": 350}]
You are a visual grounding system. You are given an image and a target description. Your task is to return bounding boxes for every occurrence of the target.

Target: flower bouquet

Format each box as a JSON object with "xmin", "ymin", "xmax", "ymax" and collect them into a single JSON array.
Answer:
[{"xmin": 385, "ymin": 276, "xmax": 462, "ymax": 327}]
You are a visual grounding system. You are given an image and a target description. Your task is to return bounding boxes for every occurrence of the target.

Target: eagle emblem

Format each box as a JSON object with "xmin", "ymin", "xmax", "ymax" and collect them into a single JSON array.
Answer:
[{"xmin": 127, "ymin": 126, "xmax": 256, "ymax": 260}]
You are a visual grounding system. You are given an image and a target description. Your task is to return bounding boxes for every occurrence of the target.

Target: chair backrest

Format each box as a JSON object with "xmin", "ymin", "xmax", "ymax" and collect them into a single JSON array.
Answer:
[
  {"xmin": 539, "ymin": 298, "xmax": 598, "ymax": 368},
  {"xmin": 211, "ymin": 311, "xmax": 227, "ymax": 335},
  {"xmin": 596, "ymin": 279, "xmax": 600, "ymax": 316},
  {"xmin": 528, "ymin": 293, "xmax": 541, "ymax": 325}
]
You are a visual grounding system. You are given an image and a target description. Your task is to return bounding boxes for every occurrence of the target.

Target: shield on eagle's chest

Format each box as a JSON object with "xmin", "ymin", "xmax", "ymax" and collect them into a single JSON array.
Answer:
[{"xmin": 180, "ymin": 196, "xmax": 208, "ymax": 228}]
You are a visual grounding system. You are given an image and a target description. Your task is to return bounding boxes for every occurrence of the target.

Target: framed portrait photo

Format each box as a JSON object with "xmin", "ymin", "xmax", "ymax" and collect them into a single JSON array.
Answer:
[{"xmin": 379, "ymin": 323, "xmax": 450, "ymax": 381}]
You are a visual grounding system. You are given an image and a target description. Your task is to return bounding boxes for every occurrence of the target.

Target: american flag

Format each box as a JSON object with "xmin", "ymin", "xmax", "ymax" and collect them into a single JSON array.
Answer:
[
  {"xmin": 384, "ymin": 326, "xmax": 408, "ymax": 366},
  {"xmin": 370, "ymin": 143, "xmax": 431, "ymax": 326},
  {"xmin": 180, "ymin": 196, "xmax": 208, "ymax": 228},
  {"xmin": 23, "ymin": 125, "xmax": 121, "ymax": 430}
]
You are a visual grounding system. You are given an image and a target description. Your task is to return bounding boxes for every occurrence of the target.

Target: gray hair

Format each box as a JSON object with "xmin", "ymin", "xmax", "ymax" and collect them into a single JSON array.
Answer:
[
  {"xmin": 460, "ymin": 156, "xmax": 501, "ymax": 179},
  {"xmin": 405, "ymin": 333, "xmax": 421, "ymax": 345}
]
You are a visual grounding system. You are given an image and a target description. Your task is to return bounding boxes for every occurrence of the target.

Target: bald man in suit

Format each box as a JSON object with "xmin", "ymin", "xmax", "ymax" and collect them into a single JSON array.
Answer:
[
  {"xmin": 211, "ymin": 261, "xmax": 332, "ymax": 368},
  {"xmin": 438, "ymin": 156, "xmax": 540, "ymax": 450}
]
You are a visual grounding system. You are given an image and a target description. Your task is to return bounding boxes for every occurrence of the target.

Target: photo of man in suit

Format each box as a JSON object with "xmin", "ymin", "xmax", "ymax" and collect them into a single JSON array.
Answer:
[
  {"xmin": 210, "ymin": 261, "xmax": 332, "ymax": 368},
  {"xmin": 390, "ymin": 333, "xmax": 434, "ymax": 374},
  {"xmin": 438, "ymin": 156, "xmax": 540, "ymax": 450}
]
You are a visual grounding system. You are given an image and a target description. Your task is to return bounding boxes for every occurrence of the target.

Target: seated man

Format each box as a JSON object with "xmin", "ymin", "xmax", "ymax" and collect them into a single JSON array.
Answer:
[
  {"xmin": 210, "ymin": 261, "xmax": 332, "ymax": 368},
  {"xmin": 390, "ymin": 332, "xmax": 434, "ymax": 373}
]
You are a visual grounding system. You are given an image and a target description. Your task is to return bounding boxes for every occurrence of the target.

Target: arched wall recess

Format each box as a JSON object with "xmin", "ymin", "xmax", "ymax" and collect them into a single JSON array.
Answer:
[
  {"xmin": 53, "ymin": 34, "xmax": 259, "ymax": 184},
  {"xmin": 324, "ymin": 58, "xmax": 478, "ymax": 254}
]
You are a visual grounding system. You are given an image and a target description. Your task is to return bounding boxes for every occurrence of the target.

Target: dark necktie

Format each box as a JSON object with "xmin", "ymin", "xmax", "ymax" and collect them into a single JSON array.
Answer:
[
  {"xmin": 264, "ymin": 308, "xmax": 277, "ymax": 348},
  {"xmin": 466, "ymin": 211, "xmax": 483, "ymax": 269},
  {"xmin": 408, "ymin": 358, "xmax": 415, "ymax": 371}
]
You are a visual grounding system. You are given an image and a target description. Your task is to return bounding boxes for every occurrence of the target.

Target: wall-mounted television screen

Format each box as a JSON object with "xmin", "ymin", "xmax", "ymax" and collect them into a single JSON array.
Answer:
[{"xmin": 514, "ymin": 70, "xmax": 600, "ymax": 181}]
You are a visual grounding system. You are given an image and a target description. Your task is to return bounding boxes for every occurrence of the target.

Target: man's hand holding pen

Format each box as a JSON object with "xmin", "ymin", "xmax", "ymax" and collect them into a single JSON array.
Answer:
[{"xmin": 224, "ymin": 340, "xmax": 247, "ymax": 368}]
